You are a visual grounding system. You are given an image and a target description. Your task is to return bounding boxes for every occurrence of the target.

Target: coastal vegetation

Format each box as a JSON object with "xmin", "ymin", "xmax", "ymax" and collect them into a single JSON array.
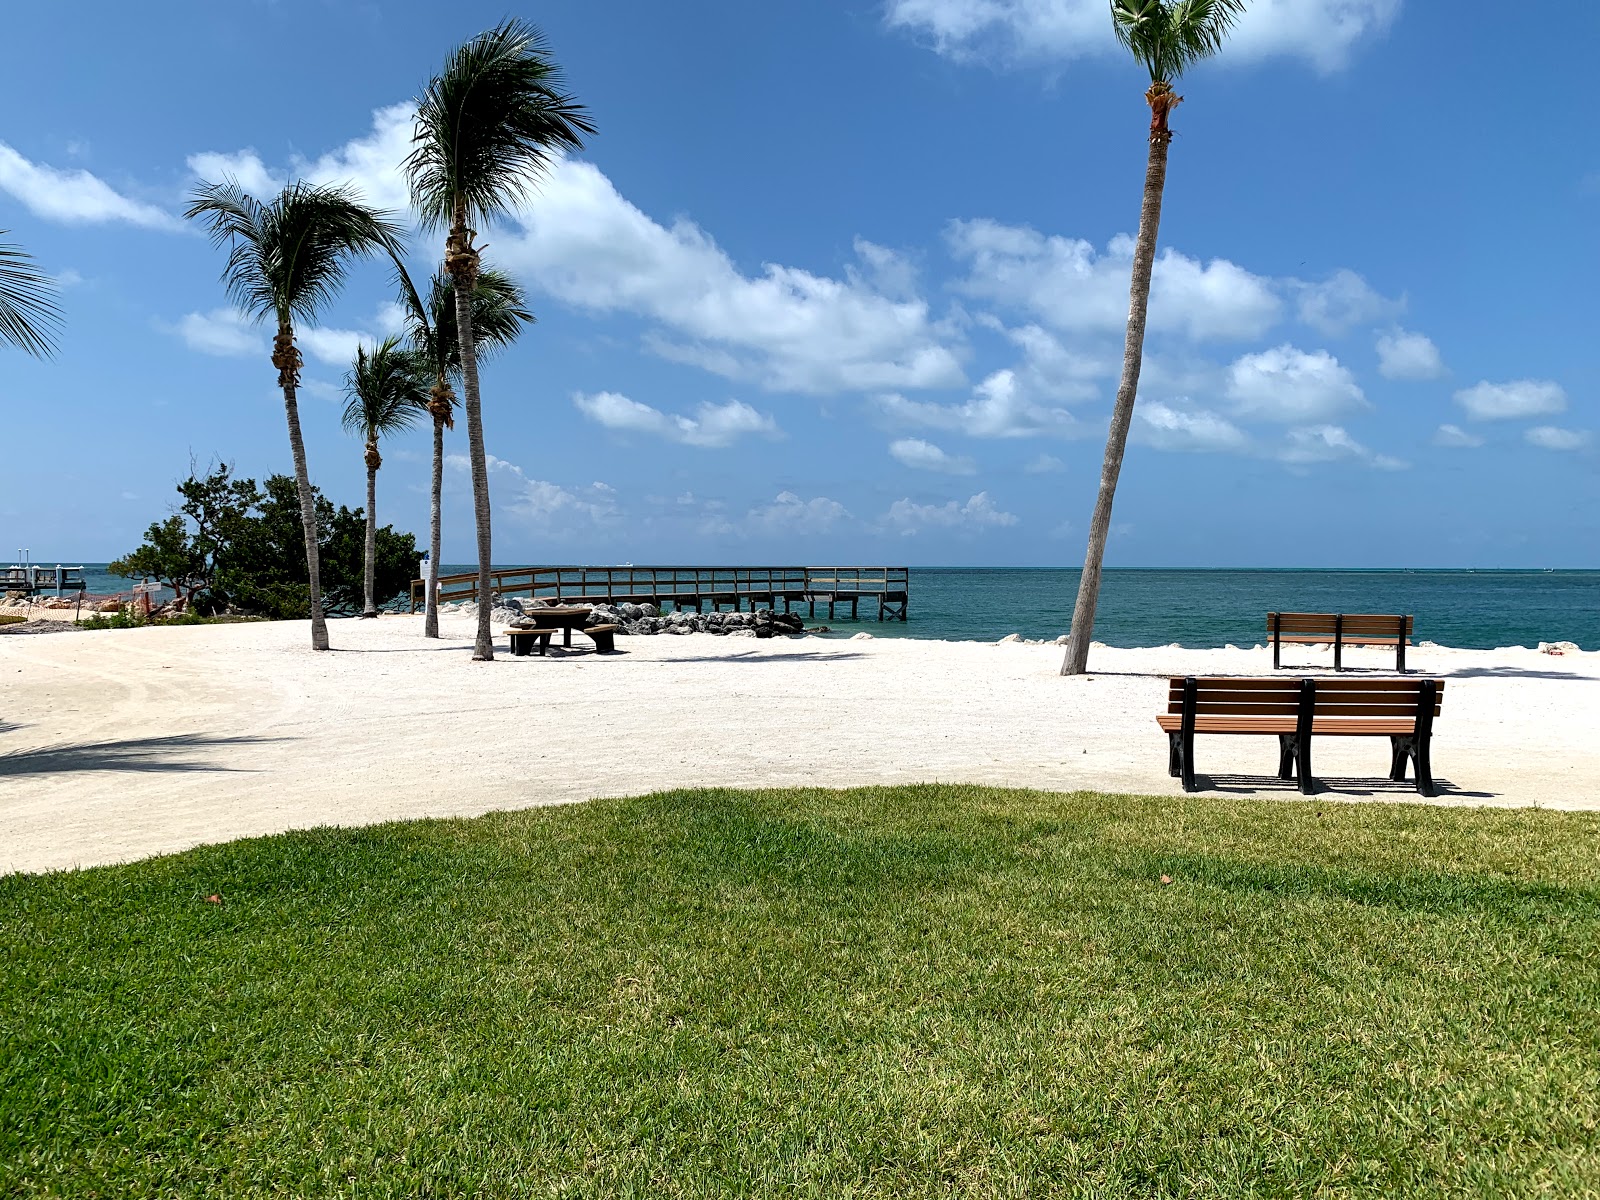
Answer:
[
  {"xmin": 404, "ymin": 18, "xmax": 595, "ymax": 660},
  {"xmin": 1063, "ymin": 0, "xmax": 1246, "ymax": 676},
  {"xmin": 184, "ymin": 182, "xmax": 407, "ymax": 651},
  {"xmin": 0, "ymin": 231, "xmax": 60, "ymax": 357},
  {"xmin": 3, "ymin": 785, "xmax": 1596, "ymax": 1196},
  {"xmin": 111, "ymin": 463, "xmax": 417, "ymax": 619},
  {"xmin": 341, "ymin": 338, "xmax": 427, "ymax": 617}
]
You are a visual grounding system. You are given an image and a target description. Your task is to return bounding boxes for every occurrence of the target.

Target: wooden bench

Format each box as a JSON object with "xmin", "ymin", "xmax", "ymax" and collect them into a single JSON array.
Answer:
[
  {"xmin": 1269, "ymin": 612, "xmax": 1412, "ymax": 672},
  {"xmin": 507, "ymin": 627, "xmax": 558, "ymax": 657},
  {"xmin": 584, "ymin": 623, "xmax": 620, "ymax": 653},
  {"xmin": 1157, "ymin": 676, "xmax": 1444, "ymax": 796}
]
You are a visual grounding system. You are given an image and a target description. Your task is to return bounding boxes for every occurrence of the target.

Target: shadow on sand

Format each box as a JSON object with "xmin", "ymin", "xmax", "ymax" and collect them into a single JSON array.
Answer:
[
  {"xmin": 0, "ymin": 734, "xmax": 283, "ymax": 777},
  {"xmin": 1195, "ymin": 773, "xmax": 1495, "ymax": 800}
]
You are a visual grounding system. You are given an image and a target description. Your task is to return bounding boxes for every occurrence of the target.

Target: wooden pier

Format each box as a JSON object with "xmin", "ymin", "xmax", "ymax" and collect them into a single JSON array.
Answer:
[
  {"xmin": 410, "ymin": 566, "xmax": 910, "ymax": 622},
  {"xmin": 3, "ymin": 564, "xmax": 87, "ymax": 595}
]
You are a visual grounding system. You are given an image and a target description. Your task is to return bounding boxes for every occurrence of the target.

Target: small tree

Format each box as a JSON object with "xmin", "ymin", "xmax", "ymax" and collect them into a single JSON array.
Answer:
[
  {"xmin": 342, "ymin": 337, "xmax": 426, "ymax": 617},
  {"xmin": 110, "ymin": 462, "xmax": 261, "ymax": 609}
]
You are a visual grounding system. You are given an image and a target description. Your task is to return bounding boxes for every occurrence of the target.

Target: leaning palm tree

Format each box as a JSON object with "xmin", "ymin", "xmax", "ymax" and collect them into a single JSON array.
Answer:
[
  {"xmin": 395, "ymin": 264, "xmax": 534, "ymax": 638},
  {"xmin": 186, "ymin": 180, "xmax": 405, "ymax": 651},
  {"xmin": 1061, "ymin": 0, "xmax": 1245, "ymax": 676},
  {"xmin": 0, "ymin": 232, "xmax": 61, "ymax": 357},
  {"xmin": 405, "ymin": 18, "xmax": 594, "ymax": 660},
  {"xmin": 342, "ymin": 336, "xmax": 427, "ymax": 617}
]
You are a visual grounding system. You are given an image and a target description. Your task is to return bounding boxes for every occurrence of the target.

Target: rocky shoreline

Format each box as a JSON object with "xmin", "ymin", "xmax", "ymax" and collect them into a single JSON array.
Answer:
[{"xmin": 443, "ymin": 596, "xmax": 815, "ymax": 639}]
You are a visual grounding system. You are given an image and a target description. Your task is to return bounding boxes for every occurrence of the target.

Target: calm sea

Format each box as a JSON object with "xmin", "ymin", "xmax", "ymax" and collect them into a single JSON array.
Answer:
[{"xmin": 52, "ymin": 565, "xmax": 1600, "ymax": 650}]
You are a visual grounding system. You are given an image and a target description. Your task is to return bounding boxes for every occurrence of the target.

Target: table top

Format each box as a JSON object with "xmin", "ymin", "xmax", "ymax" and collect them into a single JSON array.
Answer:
[{"xmin": 518, "ymin": 606, "xmax": 593, "ymax": 626}]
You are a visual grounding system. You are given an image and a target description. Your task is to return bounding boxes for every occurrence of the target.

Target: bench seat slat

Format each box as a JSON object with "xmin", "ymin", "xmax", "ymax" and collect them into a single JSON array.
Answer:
[
  {"xmin": 1169, "ymin": 702, "xmax": 1441, "ymax": 717},
  {"xmin": 1156, "ymin": 714, "xmax": 1420, "ymax": 734}
]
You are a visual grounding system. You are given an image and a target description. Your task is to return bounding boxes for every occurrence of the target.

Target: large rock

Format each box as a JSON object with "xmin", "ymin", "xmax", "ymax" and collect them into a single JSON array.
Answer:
[{"xmin": 640, "ymin": 603, "xmax": 659, "ymax": 617}]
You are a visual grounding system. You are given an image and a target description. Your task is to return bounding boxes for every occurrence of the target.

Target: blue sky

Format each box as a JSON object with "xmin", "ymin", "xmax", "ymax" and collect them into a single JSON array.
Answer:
[{"xmin": 3, "ymin": 0, "xmax": 1596, "ymax": 567}]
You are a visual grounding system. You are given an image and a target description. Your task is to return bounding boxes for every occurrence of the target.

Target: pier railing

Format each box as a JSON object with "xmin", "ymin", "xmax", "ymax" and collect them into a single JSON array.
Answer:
[{"xmin": 410, "ymin": 565, "xmax": 910, "ymax": 620}]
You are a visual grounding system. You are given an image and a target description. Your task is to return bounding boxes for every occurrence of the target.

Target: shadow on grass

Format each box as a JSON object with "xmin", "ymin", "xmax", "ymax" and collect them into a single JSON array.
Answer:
[{"xmin": 0, "ymin": 734, "xmax": 283, "ymax": 777}]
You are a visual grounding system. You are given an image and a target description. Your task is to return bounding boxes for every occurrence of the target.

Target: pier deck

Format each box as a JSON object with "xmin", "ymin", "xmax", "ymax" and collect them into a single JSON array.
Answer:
[{"xmin": 411, "ymin": 566, "xmax": 910, "ymax": 622}]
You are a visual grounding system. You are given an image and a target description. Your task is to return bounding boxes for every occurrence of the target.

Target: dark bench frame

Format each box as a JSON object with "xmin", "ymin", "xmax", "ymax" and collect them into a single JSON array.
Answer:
[
  {"xmin": 1161, "ymin": 675, "xmax": 1442, "ymax": 796},
  {"xmin": 1270, "ymin": 612, "xmax": 1412, "ymax": 673},
  {"xmin": 507, "ymin": 628, "xmax": 558, "ymax": 657},
  {"xmin": 507, "ymin": 623, "xmax": 621, "ymax": 656}
]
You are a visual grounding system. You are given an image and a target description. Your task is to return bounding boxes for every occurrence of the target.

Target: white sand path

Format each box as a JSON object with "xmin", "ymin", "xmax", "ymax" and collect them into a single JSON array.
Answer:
[{"xmin": 3, "ymin": 614, "xmax": 1598, "ymax": 874}]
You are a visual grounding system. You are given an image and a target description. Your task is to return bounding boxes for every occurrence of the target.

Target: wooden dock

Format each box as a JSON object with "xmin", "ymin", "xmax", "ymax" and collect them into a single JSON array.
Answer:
[
  {"xmin": 3, "ymin": 565, "xmax": 87, "ymax": 595},
  {"xmin": 411, "ymin": 566, "xmax": 910, "ymax": 621}
]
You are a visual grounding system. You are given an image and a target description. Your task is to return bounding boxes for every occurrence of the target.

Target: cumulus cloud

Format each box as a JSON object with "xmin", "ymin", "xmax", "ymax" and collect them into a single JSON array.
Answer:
[
  {"xmin": 742, "ymin": 491, "xmax": 850, "ymax": 535},
  {"xmin": 882, "ymin": 491, "xmax": 1018, "ymax": 534},
  {"xmin": 884, "ymin": 0, "xmax": 1400, "ymax": 73},
  {"xmin": 449, "ymin": 453, "xmax": 619, "ymax": 524},
  {"xmin": 889, "ymin": 437, "xmax": 977, "ymax": 474},
  {"xmin": 0, "ymin": 142, "xmax": 180, "ymax": 230},
  {"xmin": 1024, "ymin": 453, "xmax": 1064, "ymax": 473},
  {"xmin": 1525, "ymin": 426, "xmax": 1592, "ymax": 452},
  {"xmin": 876, "ymin": 366, "xmax": 1083, "ymax": 439},
  {"xmin": 1226, "ymin": 344, "xmax": 1366, "ymax": 422},
  {"xmin": 1278, "ymin": 424, "xmax": 1406, "ymax": 470},
  {"xmin": 573, "ymin": 392, "xmax": 781, "ymax": 448},
  {"xmin": 948, "ymin": 220, "xmax": 1281, "ymax": 342},
  {"xmin": 298, "ymin": 326, "xmax": 376, "ymax": 368},
  {"xmin": 161, "ymin": 308, "xmax": 265, "ymax": 357},
  {"xmin": 1135, "ymin": 401, "xmax": 1251, "ymax": 453},
  {"xmin": 1432, "ymin": 423, "xmax": 1483, "ymax": 449},
  {"xmin": 1377, "ymin": 328, "xmax": 1446, "ymax": 381},
  {"xmin": 1454, "ymin": 379, "xmax": 1566, "ymax": 421},
  {"xmin": 1293, "ymin": 269, "xmax": 1402, "ymax": 336}
]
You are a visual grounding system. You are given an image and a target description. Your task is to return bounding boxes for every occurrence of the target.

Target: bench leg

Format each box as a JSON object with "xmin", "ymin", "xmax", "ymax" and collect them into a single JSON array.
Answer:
[
  {"xmin": 510, "ymin": 636, "xmax": 528, "ymax": 657},
  {"xmin": 1181, "ymin": 730, "xmax": 1197, "ymax": 793},
  {"xmin": 1413, "ymin": 735, "xmax": 1436, "ymax": 797},
  {"xmin": 1389, "ymin": 736, "xmax": 1409, "ymax": 782},
  {"xmin": 1277, "ymin": 734, "xmax": 1297, "ymax": 781},
  {"xmin": 537, "ymin": 634, "xmax": 552, "ymax": 657},
  {"xmin": 1296, "ymin": 735, "xmax": 1315, "ymax": 795},
  {"xmin": 589, "ymin": 629, "xmax": 615, "ymax": 653},
  {"xmin": 1167, "ymin": 731, "xmax": 1182, "ymax": 778}
]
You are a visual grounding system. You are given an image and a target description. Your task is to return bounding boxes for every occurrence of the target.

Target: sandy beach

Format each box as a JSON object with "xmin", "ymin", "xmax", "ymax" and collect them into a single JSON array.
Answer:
[{"xmin": 3, "ymin": 614, "xmax": 1597, "ymax": 875}]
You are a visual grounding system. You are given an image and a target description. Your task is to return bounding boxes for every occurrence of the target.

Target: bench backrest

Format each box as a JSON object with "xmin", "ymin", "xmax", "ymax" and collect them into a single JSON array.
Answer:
[
  {"xmin": 1166, "ymin": 676, "xmax": 1444, "ymax": 718},
  {"xmin": 1267, "ymin": 612, "xmax": 1412, "ymax": 639}
]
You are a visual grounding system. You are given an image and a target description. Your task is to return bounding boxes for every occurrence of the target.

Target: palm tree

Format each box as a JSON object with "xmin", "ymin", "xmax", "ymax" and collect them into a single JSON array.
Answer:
[
  {"xmin": 406, "ymin": 18, "xmax": 594, "ymax": 660},
  {"xmin": 0, "ymin": 232, "xmax": 61, "ymax": 357},
  {"xmin": 394, "ymin": 265, "xmax": 534, "ymax": 639},
  {"xmin": 186, "ymin": 180, "xmax": 405, "ymax": 651},
  {"xmin": 1061, "ymin": 0, "xmax": 1245, "ymax": 676},
  {"xmin": 342, "ymin": 336, "xmax": 427, "ymax": 617}
]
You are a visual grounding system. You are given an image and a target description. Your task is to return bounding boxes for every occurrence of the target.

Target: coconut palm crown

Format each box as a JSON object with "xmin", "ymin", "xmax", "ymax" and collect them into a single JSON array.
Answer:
[
  {"xmin": 0, "ymin": 232, "xmax": 62, "ymax": 357},
  {"xmin": 405, "ymin": 18, "xmax": 593, "ymax": 661},
  {"xmin": 1061, "ymin": 0, "xmax": 1244, "ymax": 676},
  {"xmin": 185, "ymin": 179, "xmax": 406, "ymax": 650}
]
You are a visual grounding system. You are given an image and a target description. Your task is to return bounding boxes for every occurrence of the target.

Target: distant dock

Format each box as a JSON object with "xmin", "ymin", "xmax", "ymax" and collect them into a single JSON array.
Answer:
[
  {"xmin": 3, "ymin": 564, "xmax": 87, "ymax": 596},
  {"xmin": 412, "ymin": 566, "xmax": 910, "ymax": 622}
]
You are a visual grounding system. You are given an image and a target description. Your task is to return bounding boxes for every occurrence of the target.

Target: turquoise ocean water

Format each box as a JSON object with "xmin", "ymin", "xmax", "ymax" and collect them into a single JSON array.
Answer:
[{"xmin": 57, "ymin": 565, "xmax": 1599, "ymax": 649}]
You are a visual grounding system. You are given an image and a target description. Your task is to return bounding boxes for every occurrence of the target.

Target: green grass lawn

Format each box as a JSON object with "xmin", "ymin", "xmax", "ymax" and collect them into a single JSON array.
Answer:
[{"xmin": 3, "ymin": 787, "xmax": 1598, "ymax": 1198}]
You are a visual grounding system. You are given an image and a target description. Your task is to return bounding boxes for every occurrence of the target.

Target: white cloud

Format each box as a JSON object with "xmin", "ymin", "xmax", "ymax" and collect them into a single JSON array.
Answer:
[
  {"xmin": 889, "ymin": 437, "xmax": 977, "ymax": 474},
  {"xmin": 1278, "ymin": 424, "xmax": 1405, "ymax": 470},
  {"xmin": 450, "ymin": 453, "xmax": 619, "ymax": 524},
  {"xmin": 163, "ymin": 308, "xmax": 265, "ymax": 358},
  {"xmin": 1293, "ymin": 269, "xmax": 1401, "ymax": 336},
  {"xmin": 876, "ymin": 367, "xmax": 1084, "ymax": 439},
  {"xmin": 882, "ymin": 491, "xmax": 1018, "ymax": 534},
  {"xmin": 884, "ymin": 0, "xmax": 1399, "ymax": 73},
  {"xmin": 573, "ymin": 392, "xmax": 781, "ymax": 448},
  {"xmin": 1455, "ymin": 379, "xmax": 1566, "ymax": 421},
  {"xmin": 1136, "ymin": 401, "xmax": 1251, "ymax": 453},
  {"xmin": 0, "ymin": 142, "xmax": 180, "ymax": 230},
  {"xmin": 299, "ymin": 326, "xmax": 376, "ymax": 368},
  {"xmin": 186, "ymin": 149, "xmax": 281, "ymax": 200},
  {"xmin": 1024, "ymin": 453, "xmax": 1064, "ymax": 473},
  {"xmin": 1377, "ymin": 328, "xmax": 1446, "ymax": 381},
  {"xmin": 742, "ymin": 491, "xmax": 850, "ymax": 535},
  {"xmin": 1432, "ymin": 424, "xmax": 1483, "ymax": 449},
  {"xmin": 1226, "ymin": 344, "xmax": 1367, "ymax": 422},
  {"xmin": 491, "ymin": 157, "xmax": 965, "ymax": 395},
  {"xmin": 948, "ymin": 220, "xmax": 1281, "ymax": 342},
  {"xmin": 1525, "ymin": 426, "xmax": 1592, "ymax": 452}
]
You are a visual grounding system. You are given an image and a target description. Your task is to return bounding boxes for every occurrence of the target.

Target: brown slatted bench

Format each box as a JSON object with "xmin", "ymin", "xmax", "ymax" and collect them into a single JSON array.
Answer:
[
  {"xmin": 1269, "ymin": 612, "xmax": 1413, "ymax": 672},
  {"xmin": 1156, "ymin": 675, "xmax": 1444, "ymax": 796}
]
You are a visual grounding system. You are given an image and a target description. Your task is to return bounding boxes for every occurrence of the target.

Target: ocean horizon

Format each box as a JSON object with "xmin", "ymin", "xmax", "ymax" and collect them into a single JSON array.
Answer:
[{"xmin": 48, "ymin": 564, "xmax": 1599, "ymax": 651}]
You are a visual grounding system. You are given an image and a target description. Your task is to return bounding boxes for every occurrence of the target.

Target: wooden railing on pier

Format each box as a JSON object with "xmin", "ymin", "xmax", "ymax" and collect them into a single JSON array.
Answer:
[{"xmin": 410, "ymin": 565, "xmax": 910, "ymax": 621}]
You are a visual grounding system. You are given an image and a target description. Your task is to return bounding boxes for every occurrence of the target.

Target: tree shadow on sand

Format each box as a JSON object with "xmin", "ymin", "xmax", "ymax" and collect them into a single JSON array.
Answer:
[{"xmin": 0, "ymin": 734, "xmax": 284, "ymax": 777}]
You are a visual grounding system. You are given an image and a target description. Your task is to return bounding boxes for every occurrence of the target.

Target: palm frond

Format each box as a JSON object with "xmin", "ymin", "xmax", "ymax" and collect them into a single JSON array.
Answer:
[
  {"xmin": 186, "ymin": 179, "xmax": 408, "ymax": 325},
  {"xmin": 415, "ymin": 265, "xmax": 534, "ymax": 382},
  {"xmin": 406, "ymin": 17, "xmax": 596, "ymax": 231},
  {"xmin": 342, "ymin": 335, "xmax": 428, "ymax": 439},
  {"xmin": 0, "ymin": 233, "xmax": 62, "ymax": 357},
  {"xmin": 1110, "ymin": 0, "xmax": 1245, "ymax": 81}
]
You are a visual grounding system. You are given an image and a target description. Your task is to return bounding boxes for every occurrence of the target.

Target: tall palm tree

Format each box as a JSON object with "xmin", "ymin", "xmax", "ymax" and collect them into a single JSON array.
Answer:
[
  {"xmin": 186, "ymin": 180, "xmax": 405, "ymax": 651},
  {"xmin": 1061, "ymin": 0, "xmax": 1245, "ymax": 676},
  {"xmin": 0, "ymin": 232, "xmax": 61, "ymax": 357},
  {"xmin": 406, "ymin": 18, "xmax": 594, "ymax": 660},
  {"xmin": 342, "ymin": 336, "xmax": 427, "ymax": 617},
  {"xmin": 394, "ymin": 265, "xmax": 534, "ymax": 639}
]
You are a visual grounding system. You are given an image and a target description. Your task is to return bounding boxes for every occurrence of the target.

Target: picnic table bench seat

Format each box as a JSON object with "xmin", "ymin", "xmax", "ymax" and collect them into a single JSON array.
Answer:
[
  {"xmin": 1269, "ymin": 612, "xmax": 1413, "ymax": 672},
  {"xmin": 1157, "ymin": 675, "xmax": 1444, "ymax": 796}
]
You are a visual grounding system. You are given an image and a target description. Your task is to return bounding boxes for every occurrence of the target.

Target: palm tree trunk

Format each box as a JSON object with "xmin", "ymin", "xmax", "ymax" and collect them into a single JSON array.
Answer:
[
  {"xmin": 1061, "ymin": 100, "xmax": 1173, "ymax": 676},
  {"xmin": 279, "ymin": 343, "xmax": 330, "ymax": 651},
  {"xmin": 362, "ymin": 456, "xmax": 378, "ymax": 617},
  {"xmin": 449, "ymin": 213, "xmax": 494, "ymax": 661},
  {"xmin": 424, "ymin": 413, "xmax": 444, "ymax": 639}
]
